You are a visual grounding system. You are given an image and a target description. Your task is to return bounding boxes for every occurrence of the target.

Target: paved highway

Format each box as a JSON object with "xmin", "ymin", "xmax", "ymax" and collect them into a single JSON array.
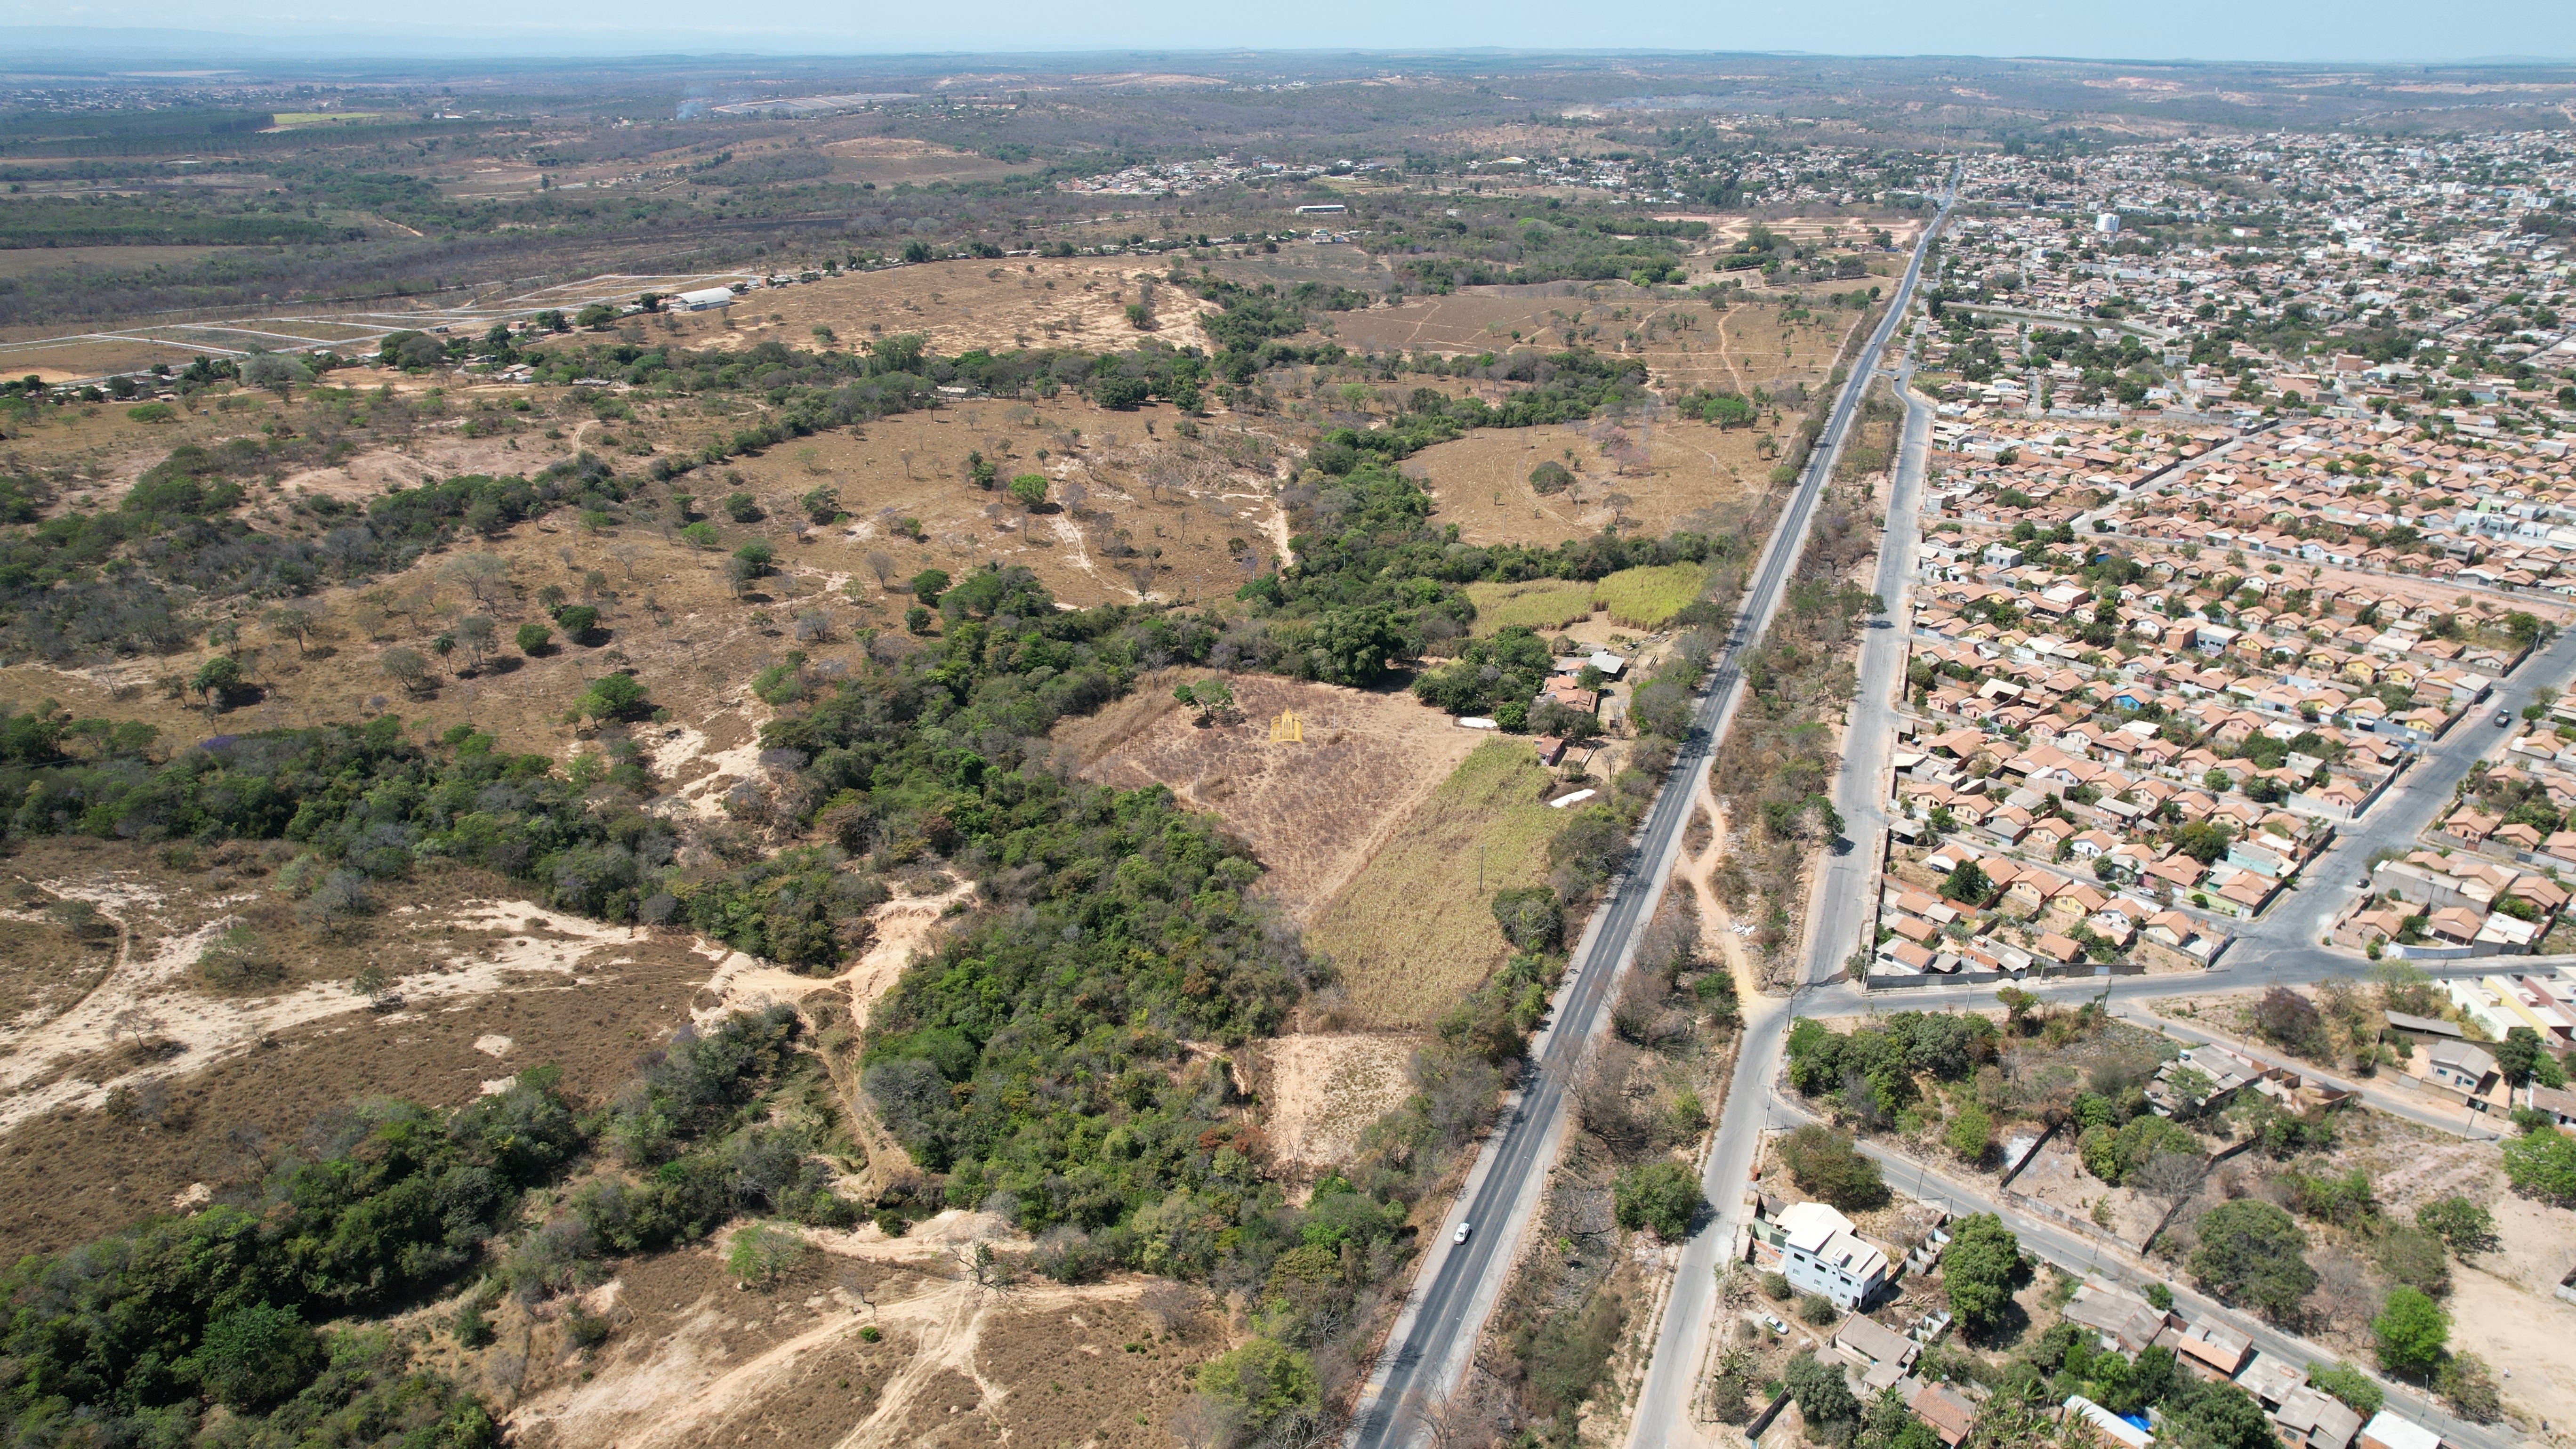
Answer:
[{"xmin": 1346, "ymin": 183, "xmax": 1958, "ymax": 1449}]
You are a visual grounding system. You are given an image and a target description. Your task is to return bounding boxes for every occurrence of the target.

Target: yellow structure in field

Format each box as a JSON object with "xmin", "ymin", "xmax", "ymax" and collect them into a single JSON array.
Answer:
[{"xmin": 1268, "ymin": 708, "xmax": 1304, "ymax": 744}]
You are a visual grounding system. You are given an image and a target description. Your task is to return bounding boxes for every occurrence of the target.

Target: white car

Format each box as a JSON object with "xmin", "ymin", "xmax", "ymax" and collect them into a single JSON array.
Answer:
[{"xmin": 1453, "ymin": 1222, "xmax": 1472, "ymax": 1245}]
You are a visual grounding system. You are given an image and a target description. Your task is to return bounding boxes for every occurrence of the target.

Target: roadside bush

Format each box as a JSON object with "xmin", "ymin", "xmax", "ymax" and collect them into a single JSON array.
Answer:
[
  {"xmin": 2189, "ymin": 1199, "xmax": 2317, "ymax": 1322},
  {"xmin": 1779, "ymin": 1124, "xmax": 1888, "ymax": 1211},
  {"xmin": 1612, "ymin": 1159, "xmax": 1703, "ymax": 1239},
  {"xmin": 2503, "ymin": 1125, "xmax": 2576, "ymax": 1204}
]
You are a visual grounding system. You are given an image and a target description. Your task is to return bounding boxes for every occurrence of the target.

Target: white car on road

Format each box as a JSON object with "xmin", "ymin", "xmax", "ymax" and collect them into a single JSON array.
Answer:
[{"xmin": 1453, "ymin": 1222, "xmax": 1472, "ymax": 1245}]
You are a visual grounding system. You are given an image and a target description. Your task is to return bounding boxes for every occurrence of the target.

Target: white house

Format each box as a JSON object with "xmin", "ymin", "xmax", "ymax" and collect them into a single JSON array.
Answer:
[{"xmin": 1768, "ymin": 1201, "xmax": 1892, "ymax": 1311}]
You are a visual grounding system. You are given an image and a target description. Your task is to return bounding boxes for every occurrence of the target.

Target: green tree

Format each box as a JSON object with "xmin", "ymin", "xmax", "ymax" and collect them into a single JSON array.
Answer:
[
  {"xmin": 554, "ymin": 604, "xmax": 600, "ymax": 639},
  {"xmin": 2416, "ymin": 1196, "xmax": 2498, "ymax": 1258},
  {"xmin": 1780, "ymin": 1124, "xmax": 1888, "ymax": 1211},
  {"xmin": 1491, "ymin": 887, "xmax": 1563, "ymax": 953},
  {"xmin": 516, "ymin": 621, "xmax": 553, "ymax": 654},
  {"xmin": 723, "ymin": 491, "xmax": 762, "ymax": 522},
  {"xmin": 2372, "ymin": 1285, "xmax": 2449, "ymax": 1379},
  {"xmin": 188, "ymin": 1303, "xmax": 321, "ymax": 1410},
  {"xmin": 1195, "ymin": 1337, "xmax": 1319, "ymax": 1433},
  {"xmin": 191, "ymin": 653, "xmax": 244, "ymax": 713},
  {"xmin": 1783, "ymin": 1350, "xmax": 1859, "ymax": 1435},
  {"xmin": 1613, "ymin": 1160, "xmax": 1705, "ymax": 1239},
  {"xmin": 578, "ymin": 673, "xmax": 649, "ymax": 723},
  {"xmin": 2502, "ymin": 1126, "xmax": 2576, "ymax": 1205},
  {"xmin": 1940, "ymin": 1212, "xmax": 2024, "ymax": 1338},
  {"xmin": 2496, "ymin": 1026, "xmax": 2544, "ymax": 1087},
  {"xmin": 910, "ymin": 568, "xmax": 951, "ymax": 606},
  {"xmin": 1940, "ymin": 859, "xmax": 1992, "ymax": 904},
  {"xmin": 1008, "ymin": 473, "xmax": 1049, "ymax": 513},
  {"xmin": 1944, "ymin": 1101, "xmax": 1993, "ymax": 1162},
  {"xmin": 2190, "ymin": 1199, "xmax": 2317, "ymax": 1322},
  {"xmin": 2306, "ymin": 1362, "xmax": 2384, "ymax": 1417}
]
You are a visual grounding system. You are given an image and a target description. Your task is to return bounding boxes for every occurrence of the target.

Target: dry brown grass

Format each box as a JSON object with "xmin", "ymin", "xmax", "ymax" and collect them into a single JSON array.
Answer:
[
  {"xmin": 1306, "ymin": 739, "xmax": 1570, "ymax": 1028},
  {"xmin": 620, "ymin": 254, "xmax": 1228, "ymax": 358},
  {"xmin": 1404, "ymin": 417, "xmax": 1771, "ymax": 549},
  {"xmin": 1324, "ymin": 292, "xmax": 1862, "ymax": 401},
  {"xmin": 1055, "ymin": 672, "xmax": 1479, "ymax": 921}
]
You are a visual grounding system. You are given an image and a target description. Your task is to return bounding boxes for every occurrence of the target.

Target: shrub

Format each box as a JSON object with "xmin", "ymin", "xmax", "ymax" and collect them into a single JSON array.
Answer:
[
  {"xmin": 195, "ymin": 923, "xmax": 283, "ymax": 989},
  {"xmin": 1491, "ymin": 886, "xmax": 1563, "ymax": 953},
  {"xmin": 1529, "ymin": 460, "xmax": 1574, "ymax": 494},
  {"xmin": 725, "ymin": 1223, "xmax": 808, "ymax": 1288},
  {"xmin": 2503, "ymin": 1125, "xmax": 2576, "ymax": 1204},
  {"xmin": 2305, "ymin": 1362, "xmax": 2383, "ymax": 1417},
  {"xmin": 2252, "ymin": 987, "xmax": 2326, "ymax": 1055},
  {"xmin": 1944, "ymin": 1101, "xmax": 1992, "ymax": 1162},
  {"xmin": 1194, "ymin": 1337, "xmax": 1319, "ymax": 1435},
  {"xmin": 2437, "ymin": 1352, "xmax": 2502, "ymax": 1422},
  {"xmin": 554, "ymin": 604, "xmax": 600, "ymax": 639},
  {"xmin": 1780, "ymin": 1124, "xmax": 1888, "ymax": 1210},
  {"xmin": 2416, "ymin": 1196, "xmax": 2498, "ymax": 1257},
  {"xmin": 516, "ymin": 621, "xmax": 552, "ymax": 653},
  {"xmin": 2372, "ymin": 1286, "xmax": 2448, "ymax": 1378},
  {"xmin": 723, "ymin": 491, "xmax": 762, "ymax": 522},
  {"xmin": 1796, "ymin": 1292, "xmax": 1839, "ymax": 1326},
  {"xmin": 1760, "ymin": 1271, "xmax": 1792, "ymax": 1300},
  {"xmin": 191, "ymin": 1303, "xmax": 322, "ymax": 1410},
  {"xmin": 2189, "ymin": 1199, "xmax": 2316, "ymax": 1321},
  {"xmin": 1612, "ymin": 1159, "xmax": 1704, "ymax": 1239},
  {"xmin": 1941, "ymin": 1213, "xmax": 2025, "ymax": 1339}
]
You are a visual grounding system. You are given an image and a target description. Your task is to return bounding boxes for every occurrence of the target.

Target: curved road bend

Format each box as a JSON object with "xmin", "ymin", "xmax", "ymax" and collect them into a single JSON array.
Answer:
[{"xmin": 1348, "ymin": 181, "xmax": 1958, "ymax": 1449}]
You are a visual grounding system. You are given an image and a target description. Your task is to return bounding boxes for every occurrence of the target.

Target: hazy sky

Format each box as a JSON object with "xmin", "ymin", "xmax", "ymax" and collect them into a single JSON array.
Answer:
[{"xmin": 8, "ymin": 0, "xmax": 2576, "ymax": 62}]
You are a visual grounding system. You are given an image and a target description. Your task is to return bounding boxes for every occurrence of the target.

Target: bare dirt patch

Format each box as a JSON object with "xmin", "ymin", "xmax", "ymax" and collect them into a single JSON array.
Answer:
[
  {"xmin": 1406, "ymin": 417, "xmax": 1769, "ymax": 549},
  {"xmin": 1251, "ymin": 1032, "xmax": 1417, "ymax": 1174},
  {"xmin": 1055, "ymin": 672, "xmax": 1479, "ymax": 920},
  {"xmin": 621, "ymin": 253, "xmax": 1225, "ymax": 358},
  {"xmin": 818, "ymin": 137, "xmax": 1036, "ymax": 187}
]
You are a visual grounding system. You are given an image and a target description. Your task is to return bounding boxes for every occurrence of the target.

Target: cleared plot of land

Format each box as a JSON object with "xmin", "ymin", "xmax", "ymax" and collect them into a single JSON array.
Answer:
[
  {"xmin": 1306, "ymin": 740, "xmax": 1570, "ymax": 1028},
  {"xmin": 0, "ymin": 244, "xmax": 252, "ymax": 280},
  {"xmin": 1405, "ymin": 416, "xmax": 1770, "ymax": 549},
  {"xmin": 1461, "ymin": 561, "xmax": 1712, "ymax": 636},
  {"xmin": 0, "ymin": 839, "xmax": 721, "ymax": 1261},
  {"xmin": 1056, "ymin": 672, "xmax": 1480, "ymax": 920},
  {"xmin": 1254, "ymin": 1032, "xmax": 1416, "ymax": 1173},
  {"xmin": 633, "ymin": 253, "xmax": 1227, "ymax": 358},
  {"xmin": 1324, "ymin": 292, "xmax": 1861, "ymax": 402},
  {"xmin": 1464, "ymin": 577, "xmax": 1597, "ymax": 636},
  {"xmin": 820, "ymin": 136, "xmax": 1038, "ymax": 186}
]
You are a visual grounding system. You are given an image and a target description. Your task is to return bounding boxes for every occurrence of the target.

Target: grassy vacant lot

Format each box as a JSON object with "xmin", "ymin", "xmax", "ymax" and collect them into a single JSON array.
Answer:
[
  {"xmin": 1593, "ymin": 561, "xmax": 1707, "ymax": 628},
  {"xmin": 1464, "ymin": 561, "xmax": 1709, "ymax": 636},
  {"xmin": 1308, "ymin": 739, "xmax": 1569, "ymax": 1028},
  {"xmin": 1465, "ymin": 578, "xmax": 1599, "ymax": 636}
]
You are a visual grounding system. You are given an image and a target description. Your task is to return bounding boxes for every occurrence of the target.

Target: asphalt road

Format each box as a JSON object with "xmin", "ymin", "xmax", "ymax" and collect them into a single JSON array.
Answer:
[{"xmin": 1347, "ymin": 185, "xmax": 1957, "ymax": 1449}]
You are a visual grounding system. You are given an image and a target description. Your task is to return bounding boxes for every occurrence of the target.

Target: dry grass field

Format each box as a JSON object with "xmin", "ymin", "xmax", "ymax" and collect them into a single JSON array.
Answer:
[
  {"xmin": 494, "ymin": 1213, "xmax": 1224, "ymax": 1449},
  {"xmin": 1403, "ymin": 416, "xmax": 1774, "ymax": 548},
  {"xmin": 1054, "ymin": 672, "xmax": 1481, "ymax": 920},
  {"xmin": 1305, "ymin": 739, "xmax": 1572, "ymax": 1028},
  {"xmin": 1251, "ymin": 1033, "xmax": 1417, "ymax": 1175},
  {"xmin": 1325, "ymin": 291, "xmax": 1868, "ymax": 400},
  {"xmin": 628, "ymin": 254, "xmax": 1230, "ymax": 358},
  {"xmin": 819, "ymin": 136, "xmax": 1040, "ymax": 186}
]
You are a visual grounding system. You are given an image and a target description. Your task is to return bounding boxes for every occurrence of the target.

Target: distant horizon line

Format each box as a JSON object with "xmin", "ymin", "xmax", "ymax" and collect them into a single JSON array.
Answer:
[{"xmin": 1, "ymin": 29, "xmax": 2573, "ymax": 70}]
